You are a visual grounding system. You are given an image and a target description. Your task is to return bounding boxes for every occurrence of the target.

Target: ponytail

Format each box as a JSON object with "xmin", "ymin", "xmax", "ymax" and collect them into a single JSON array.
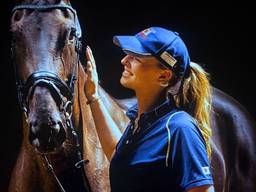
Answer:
[{"xmin": 170, "ymin": 62, "xmax": 212, "ymax": 156}]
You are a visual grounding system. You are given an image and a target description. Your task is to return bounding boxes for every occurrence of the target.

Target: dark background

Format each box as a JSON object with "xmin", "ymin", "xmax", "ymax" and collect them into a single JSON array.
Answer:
[{"xmin": 0, "ymin": 1, "xmax": 255, "ymax": 191}]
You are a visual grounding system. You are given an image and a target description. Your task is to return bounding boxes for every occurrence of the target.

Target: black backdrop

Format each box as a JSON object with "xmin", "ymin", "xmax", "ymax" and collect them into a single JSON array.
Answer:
[{"xmin": 0, "ymin": 1, "xmax": 255, "ymax": 191}]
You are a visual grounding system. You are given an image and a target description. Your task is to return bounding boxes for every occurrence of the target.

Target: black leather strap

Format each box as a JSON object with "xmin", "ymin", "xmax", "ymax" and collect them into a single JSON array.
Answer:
[{"xmin": 24, "ymin": 71, "xmax": 73, "ymax": 103}]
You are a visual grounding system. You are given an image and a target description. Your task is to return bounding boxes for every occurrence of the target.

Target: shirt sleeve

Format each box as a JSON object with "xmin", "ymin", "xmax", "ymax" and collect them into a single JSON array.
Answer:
[{"xmin": 169, "ymin": 117, "xmax": 214, "ymax": 191}]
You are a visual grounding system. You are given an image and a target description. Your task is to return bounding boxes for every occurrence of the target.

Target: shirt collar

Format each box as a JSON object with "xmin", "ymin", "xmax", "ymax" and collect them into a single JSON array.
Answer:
[{"xmin": 126, "ymin": 98, "xmax": 177, "ymax": 125}]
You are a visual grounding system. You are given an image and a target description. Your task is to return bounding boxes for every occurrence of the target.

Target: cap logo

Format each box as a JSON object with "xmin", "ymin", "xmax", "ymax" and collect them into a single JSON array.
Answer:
[
  {"xmin": 139, "ymin": 28, "xmax": 153, "ymax": 38},
  {"xmin": 160, "ymin": 51, "xmax": 177, "ymax": 67}
]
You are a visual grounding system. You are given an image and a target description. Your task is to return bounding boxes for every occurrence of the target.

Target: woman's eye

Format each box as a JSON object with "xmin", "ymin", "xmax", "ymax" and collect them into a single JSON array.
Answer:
[{"xmin": 134, "ymin": 57, "xmax": 142, "ymax": 63}]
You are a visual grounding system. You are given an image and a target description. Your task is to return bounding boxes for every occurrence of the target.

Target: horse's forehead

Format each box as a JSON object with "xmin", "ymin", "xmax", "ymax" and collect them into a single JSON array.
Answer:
[{"xmin": 16, "ymin": 13, "xmax": 62, "ymax": 35}]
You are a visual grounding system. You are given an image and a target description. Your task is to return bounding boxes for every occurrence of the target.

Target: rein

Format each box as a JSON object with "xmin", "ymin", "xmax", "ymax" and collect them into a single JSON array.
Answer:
[{"xmin": 11, "ymin": 3, "xmax": 90, "ymax": 192}]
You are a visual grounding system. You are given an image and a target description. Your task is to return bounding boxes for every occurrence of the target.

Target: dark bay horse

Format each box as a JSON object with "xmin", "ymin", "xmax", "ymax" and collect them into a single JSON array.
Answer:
[
  {"xmin": 9, "ymin": 0, "xmax": 256, "ymax": 192},
  {"xmin": 210, "ymin": 87, "xmax": 256, "ymax": 192},
  {"xmin": 9, "ymin": 0, "xmax": 127, "ymax": 191}
]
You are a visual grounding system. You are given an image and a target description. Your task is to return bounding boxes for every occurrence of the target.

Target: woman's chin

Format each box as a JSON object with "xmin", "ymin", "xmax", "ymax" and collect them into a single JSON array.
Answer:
[{"xmin": 120, "ymin": 78, "xmax": 132, "ymax": 89}]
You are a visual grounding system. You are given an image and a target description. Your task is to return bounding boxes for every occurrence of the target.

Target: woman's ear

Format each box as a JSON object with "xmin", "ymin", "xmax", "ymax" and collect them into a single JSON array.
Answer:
[
  {"xmin": 159, "ymin": 69, "xmax": 172, "ymax": 81},
  {"xmin": 158, "ymin": 69, "xmax": 172, "ymax": 87}
]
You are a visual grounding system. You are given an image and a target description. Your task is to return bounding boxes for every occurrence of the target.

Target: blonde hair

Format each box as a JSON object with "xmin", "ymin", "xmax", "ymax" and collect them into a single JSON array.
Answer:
[{"xmin": 170, "ymin": 62, "xmax": 212, "ymax": 156}]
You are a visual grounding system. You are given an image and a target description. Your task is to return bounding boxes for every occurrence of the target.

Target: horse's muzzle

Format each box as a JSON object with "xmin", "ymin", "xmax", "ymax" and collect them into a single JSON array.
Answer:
[{"xmin": 29, "ymin": 120, "xmax": 66, "ymax": 153}]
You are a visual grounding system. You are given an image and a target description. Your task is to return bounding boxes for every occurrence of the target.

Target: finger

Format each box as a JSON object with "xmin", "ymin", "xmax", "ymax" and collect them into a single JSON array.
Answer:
[
  {"xmin": 86, "ymin": 61, "xmax": 93, "ymax": 76},
  {"xmin": 85, "ymin": 46, "xmax": 95, "ymax": 71},
  {"xmin": 85, "ymin": 47, "xmax": 90, "ymax": 61},
  {"xmin": 87, "ymin": 61, "xmax": 99, "ymax": 85},
  {"xmin": 81, "ymin": 51, "xmax": 87, "ymax": 71},
  {"xmin": 87, "ymin": 46, "xmax": 96, "ymax": 69},
  {"xmin": 87, "ymin": 46, "xmax": 94, "ymax": 60}
]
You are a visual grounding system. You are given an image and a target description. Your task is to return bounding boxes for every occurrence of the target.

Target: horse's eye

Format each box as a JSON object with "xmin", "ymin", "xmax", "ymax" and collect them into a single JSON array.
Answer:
[
  {"xmin": 68, "ymin": 28, "xmax": 76, "ymax": 42},
  {"xmin": 62, "ymin": 9, "xmax": 70, "ymax": 18},
  {"xmin": 12, "ymin": 10, "xmax": 24, "ymax": 22}
]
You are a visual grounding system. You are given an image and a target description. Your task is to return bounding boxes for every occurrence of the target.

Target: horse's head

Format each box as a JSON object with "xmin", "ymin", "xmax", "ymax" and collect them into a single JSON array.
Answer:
[{"xmin": 10, "ymin": 0, "xmax": 82, "ymax": 153}]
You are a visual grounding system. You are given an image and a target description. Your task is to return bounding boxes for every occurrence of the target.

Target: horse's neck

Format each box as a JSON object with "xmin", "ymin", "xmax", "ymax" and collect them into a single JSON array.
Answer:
[
  {"xmin": 98, "ymin": 87, "xmax": 129, "ymax": 131},
  {"xmin": 75, "ymin": 64, "xmax": 129, "ymax": 192}
]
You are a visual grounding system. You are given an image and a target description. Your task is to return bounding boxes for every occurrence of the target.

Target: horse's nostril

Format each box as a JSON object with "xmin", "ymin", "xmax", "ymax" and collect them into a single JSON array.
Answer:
[
  {"xmin": 32, "ymin": 138, "xmax": 40, "ymax": 148},
  {"xmin": 30, "ymin": 121, "xmax": 38, "ymax": 128},
  {"xmin": 29, "ymin": 128, "xmax": 37, "ymax": 144},
  {"xmin": 51, "ymin": 123, "xmax": 61, "ymax": 136},
  {"xmin": 56, "ymin": 122, "xmax": 66, "ymax": 144},
  {"xmin": 29, "ymin": 119, "xmax": 66, "ymax": 152}
]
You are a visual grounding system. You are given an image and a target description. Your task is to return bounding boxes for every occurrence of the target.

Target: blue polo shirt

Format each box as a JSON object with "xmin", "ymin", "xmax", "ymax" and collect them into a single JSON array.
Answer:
[{"xmin": 109, "ymin": 99, "xmax": 213, "ymax": 192}]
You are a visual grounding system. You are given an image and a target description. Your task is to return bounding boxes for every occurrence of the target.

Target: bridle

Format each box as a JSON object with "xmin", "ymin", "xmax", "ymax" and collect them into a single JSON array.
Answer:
[
  {"xmin": 11, "ymin": 2, "xmax": 90, "ymax": 192},
  {"xmin": 11, "ymin": 2, "xmax": 82, "ymax": 117}
]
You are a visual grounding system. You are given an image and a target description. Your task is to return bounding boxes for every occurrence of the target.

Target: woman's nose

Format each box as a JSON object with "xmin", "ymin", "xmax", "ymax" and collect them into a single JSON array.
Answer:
[{"xmin": 121, "ymin": 55, "xmax": 130, "ymax": 66}]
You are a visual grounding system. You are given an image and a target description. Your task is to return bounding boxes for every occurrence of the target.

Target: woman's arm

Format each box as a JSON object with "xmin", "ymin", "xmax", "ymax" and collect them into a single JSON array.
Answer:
[{"xmin": 84, "ymin": 46, "xmax": 122, "ymax": 161}]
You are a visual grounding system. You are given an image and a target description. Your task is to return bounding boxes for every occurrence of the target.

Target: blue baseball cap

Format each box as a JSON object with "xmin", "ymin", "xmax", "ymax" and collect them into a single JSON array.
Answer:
[{"xmin": 113, "ymin": 27, "xmax": 190, "ymax": 78}]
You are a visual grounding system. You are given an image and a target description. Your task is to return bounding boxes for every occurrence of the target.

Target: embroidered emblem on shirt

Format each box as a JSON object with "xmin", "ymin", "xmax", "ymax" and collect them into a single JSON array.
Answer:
[{"xmin": 202, "ymin": 166, "xmax": 211, "ymax": 175}]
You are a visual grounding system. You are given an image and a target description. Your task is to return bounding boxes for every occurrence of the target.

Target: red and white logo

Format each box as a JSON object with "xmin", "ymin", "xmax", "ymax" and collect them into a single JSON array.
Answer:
[{"xmin": 139, "ymin": 28, "xmax": 153, "ymax": 38}]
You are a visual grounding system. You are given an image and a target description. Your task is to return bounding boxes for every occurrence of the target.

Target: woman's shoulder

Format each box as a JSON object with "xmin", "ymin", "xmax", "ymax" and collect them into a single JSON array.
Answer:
[
  {"xmin": 162, "ymin": 110, "xmax": 198, "ymax": 133},
  {"xmin": 164, "ymin": 110, "xmax": 195, "ymax": 123},
  {"xmin": 166, "ymin": 110, "xmax": 208, "ymax": 147}
]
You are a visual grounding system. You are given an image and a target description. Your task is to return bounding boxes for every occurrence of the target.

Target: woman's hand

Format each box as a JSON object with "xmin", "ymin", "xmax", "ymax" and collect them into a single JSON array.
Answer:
[{"xmin": 84, "ymin": 46, "xmax": 100, "ymax": 101}]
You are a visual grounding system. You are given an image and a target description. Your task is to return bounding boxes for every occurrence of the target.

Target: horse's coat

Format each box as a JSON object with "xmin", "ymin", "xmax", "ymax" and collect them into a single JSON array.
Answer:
[{"xmin": 9, "ymin": 1, "xmax": 256, "ymax": 191}]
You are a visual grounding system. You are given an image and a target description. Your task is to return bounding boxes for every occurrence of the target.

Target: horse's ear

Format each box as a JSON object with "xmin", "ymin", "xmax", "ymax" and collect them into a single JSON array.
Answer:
[
  {"xmin": 60, "ymin": 0, "xmax": 70, "ymax": 4},
  {"xmin": 14, "ymin": 0, "xmax": 28, "ymax": 4}
]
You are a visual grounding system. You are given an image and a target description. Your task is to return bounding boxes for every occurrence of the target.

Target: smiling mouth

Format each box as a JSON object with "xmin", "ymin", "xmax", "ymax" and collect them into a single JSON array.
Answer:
[{"xmin": 122, "ymin": 70, "xmax": 133, "ymax": 77}]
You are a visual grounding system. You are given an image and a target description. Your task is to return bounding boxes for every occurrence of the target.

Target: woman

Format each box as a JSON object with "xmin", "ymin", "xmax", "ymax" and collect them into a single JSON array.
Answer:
[{"xmin": 84, "ymin": 27, "xmax": 214, "ymax": 192}]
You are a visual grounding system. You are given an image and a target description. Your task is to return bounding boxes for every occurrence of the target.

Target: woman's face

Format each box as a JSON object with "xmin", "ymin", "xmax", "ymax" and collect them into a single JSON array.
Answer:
[{"xmin": 120, "ymin": 54, "xmax": 172, "ymax": 90}]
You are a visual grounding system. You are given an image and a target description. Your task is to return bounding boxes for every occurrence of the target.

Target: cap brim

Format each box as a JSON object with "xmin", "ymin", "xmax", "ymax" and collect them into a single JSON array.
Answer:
[{"xmin": 113, "ymin": 36, "xmax": 152, "ymax": 56}]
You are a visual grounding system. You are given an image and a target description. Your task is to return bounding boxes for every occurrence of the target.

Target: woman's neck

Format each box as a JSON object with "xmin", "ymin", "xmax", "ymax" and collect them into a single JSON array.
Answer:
[{"xmin": 135, "ymin": 88, "xmax": 166, "ymax": 118}]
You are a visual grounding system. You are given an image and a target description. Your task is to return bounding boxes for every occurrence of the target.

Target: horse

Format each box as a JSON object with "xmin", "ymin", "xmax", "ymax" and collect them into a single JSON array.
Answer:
[
  {"xmin": 9, "ymin": 0, "xmax": 128, "ymax": 191},
  {"xmin": 8, "ymin": 0, "xmax": 256, "ymax": 192},
  {"xmin": 209, "ymin": 88, "xmax": 256, "ymax": 192}
]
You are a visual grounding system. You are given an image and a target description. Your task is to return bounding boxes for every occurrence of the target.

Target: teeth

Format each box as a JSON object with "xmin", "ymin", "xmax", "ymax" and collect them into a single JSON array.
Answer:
[{"xmin": 123, "ymin": 70, "xmax": 132, "ymax": 76}]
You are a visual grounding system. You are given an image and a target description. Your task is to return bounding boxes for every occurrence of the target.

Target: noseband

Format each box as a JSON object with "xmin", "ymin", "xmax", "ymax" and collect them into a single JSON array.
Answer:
[
  {"xmin": 11, "ymin": 3, "xmax": 90, "ymax": 192},
  {"xmin": 21, "ymin": 71, "xmax": 75, "ymax": 119},
  {"xmin": 11, "ymin": 2, "xmax": 82, "ymax": 116}
]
